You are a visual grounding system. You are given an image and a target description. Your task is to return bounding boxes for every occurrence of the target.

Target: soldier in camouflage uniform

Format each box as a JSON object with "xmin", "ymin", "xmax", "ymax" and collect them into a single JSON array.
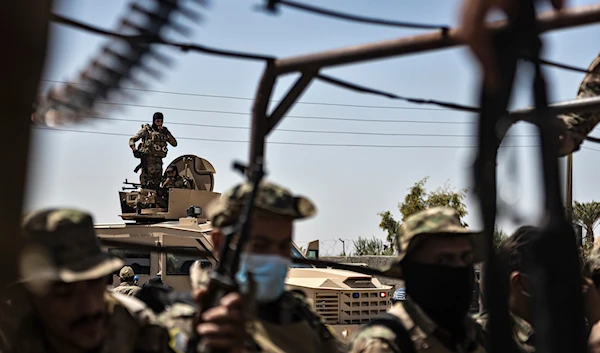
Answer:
[
  {"xmin": 157, "ymin": 180, "xmax": 344, "ymax": 353},
  {"xmin": 475, "ymin": 226, "xmax": 600, "ymax": 353},
  {"xmin": 348, "ymin": 207, "xmax": 485, "ymax": 353},
  {"xmin": 113, "ymin": 266, "xmax": 142, "ymax": 297},
  {"xmin": 129, "ymin": 112, "xmax": 178, "ymax": 189},
  {"xmin": 558, "ymin": 53, "xmax": 600, "ymax": 156},
  {"xmin": 1, "ymin": 208, "xmax": 175, "ymax": 353},
  {"xmin": 162, "ymin": 165, "xmax": 192, "ymax": 189}
]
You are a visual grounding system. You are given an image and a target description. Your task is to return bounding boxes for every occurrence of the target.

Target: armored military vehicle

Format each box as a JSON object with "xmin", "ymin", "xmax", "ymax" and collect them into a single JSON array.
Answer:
[{"xmin": 98, "ymin": 154, "xmax": 393, "ymax": 342}]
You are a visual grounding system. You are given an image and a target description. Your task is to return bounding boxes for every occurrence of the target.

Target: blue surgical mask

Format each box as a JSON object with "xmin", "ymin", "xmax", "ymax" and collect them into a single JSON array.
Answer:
[{"xmin": 235, "ymin": 253, "xmax": 291, "ymax": 303}]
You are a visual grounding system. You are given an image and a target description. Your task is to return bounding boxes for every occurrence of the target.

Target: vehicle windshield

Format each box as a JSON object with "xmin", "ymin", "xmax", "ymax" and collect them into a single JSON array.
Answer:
[{"xmin": 290, "ymin": 245, "xmax": 312, "ymax": 268}]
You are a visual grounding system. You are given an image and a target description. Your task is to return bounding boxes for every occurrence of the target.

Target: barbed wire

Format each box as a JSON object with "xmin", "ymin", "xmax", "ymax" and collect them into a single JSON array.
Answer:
[
  {"xmin": 317, "ymin": 74, "xmax": 482, "ymax": 113},
  {"xmin": 260, "ymin": 0, "xmax": 450, "ymax": 31},
  {"xmin": 52, "ymin": 13, "xmax": 275, "ymax": 62},
  {"xmin": 51, "ymin": 15, "xmax": 599, "ymax": 117}
]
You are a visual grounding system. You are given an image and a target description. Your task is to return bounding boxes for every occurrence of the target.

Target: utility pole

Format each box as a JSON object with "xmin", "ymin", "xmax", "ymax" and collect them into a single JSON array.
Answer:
[
  {"xmin": 339, "ymin": 238, "xmax": 346, "ymax": 256},
  {"xmin": 566, "ymin": 153, "xmax": 573, "ymax": 223}
]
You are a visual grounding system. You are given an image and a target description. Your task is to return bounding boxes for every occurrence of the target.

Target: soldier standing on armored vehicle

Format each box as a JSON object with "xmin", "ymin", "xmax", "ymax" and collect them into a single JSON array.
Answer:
[
  {"xmin": 348, "ymin": 207, "xmax": 486, "ymax": 353},
  {"xmin": 129, "ymin": 112, "xmax": 178, "ymax": 189}
]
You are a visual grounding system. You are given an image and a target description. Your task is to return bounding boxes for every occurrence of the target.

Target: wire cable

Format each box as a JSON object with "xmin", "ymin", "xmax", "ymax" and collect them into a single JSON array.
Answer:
[
  {"xmin": 522, "ymin": 56, "xmax": 600, "ymax": 77},
  {"xmin": 32, "ymin": 126, "xmax": 541, "ymax": 149},
  {"xmin": 263, "ymin": 0, "xmax": 450, "ymax": 31},
  {"xmin": 317, "ymin": 74, "xmax": 482, "ymax": 113},
  {"xmin": 40, "ymin": 79, "xmax": 448, "ymax": 111},
  {"xmin": 69, "ymin": 100, "xmax": 477, "ymax": 124},
  {"xmin": 84, "ymin": 114, "xmax": 538, "ymax": 137},
  {"xmin": 52, "ymin": 13, "xmax": 275, "ymax": 62}
]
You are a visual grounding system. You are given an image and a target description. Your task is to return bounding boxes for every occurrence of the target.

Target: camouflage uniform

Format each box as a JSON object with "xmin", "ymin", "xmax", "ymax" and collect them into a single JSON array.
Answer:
[
  {"xmin": 348, "ymin": 208, "xmax": 485, "ymax": 353},
  {"xmin": 559, "ymin": 53, "xmax": 600, "ymax": 155},
  {"xmin": 129, "ymin": 124, "xmax": 177, "ymax": 189},
  {"xmin": 162, "ymin": 174, "xmax": 192, "ymax": 189},
  {"xmin": 113, "ymin": 266, "xmax": 142, "ymax": 297},
  {"xmin": 474, "ymin": 311, "xmax": 534, "ymax": 353},
  {"xmin": 157, "ymin": 181, "xmax": 344, "ymax": 353},
  {"xmin": 2, "ymin": 209, "xmax": 175, "ymax": 353}
]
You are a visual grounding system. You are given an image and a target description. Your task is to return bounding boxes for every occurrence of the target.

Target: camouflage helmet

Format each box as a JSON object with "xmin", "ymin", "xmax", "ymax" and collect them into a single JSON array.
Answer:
[
  {"xmin": 19, "ymin": 208, "xmax": 124, "ymax": 294},
  {"xmin": 386, "ymin": 207, "xmax": 484, "ymax": 277},
  {"xmin": 119, "ymin": 266, "xmax": 135, "ymax": 279},
  {"xmin": 206, "ymin": 180, "xmax": 316, "ymax": 227}
]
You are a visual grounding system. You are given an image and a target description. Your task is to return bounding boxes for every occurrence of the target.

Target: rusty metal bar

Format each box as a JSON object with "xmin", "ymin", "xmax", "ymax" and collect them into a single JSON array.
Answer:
[
  {"xmin": 510, "ymin": 96, "xmax": 600, "ymax": 122},
  {"xmin": 274, "ymin": 3, "xmax": 600, "ymax": 75},
  {"xmin": 267, "ymin": 72, "xmax": 316, "ymax": 133},
  {"xmin": 249, "ymin": 61, "xmax": 277, "ymax": 165}
]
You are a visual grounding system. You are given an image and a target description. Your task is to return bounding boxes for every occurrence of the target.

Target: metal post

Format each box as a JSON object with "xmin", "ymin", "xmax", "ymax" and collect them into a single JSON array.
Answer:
[
  {"xmin": 566, "ymin": 154, "xmax": 574, "ymax": 223},
  {"xmin": 249, "ymin": 61, "xmax": 277, "ymax": 165},
  {"xmin": 267, "ymin": 72, "xmax": 316, "ymax": 133}
]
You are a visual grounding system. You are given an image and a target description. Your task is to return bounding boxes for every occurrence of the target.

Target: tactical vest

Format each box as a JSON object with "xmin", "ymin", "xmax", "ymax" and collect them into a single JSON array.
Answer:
[
  {"xmin": 384, "ymin": 300, "xmax": 485, "ymax": 353},
  {"xmin": 10, "ymin": 291, "xmax": 171, "ymax": 353},
  {"xmin": 139, "ymin": 124, "xmax": 169, "ymax": 158},
  {"xmin": 113, "ymin": 283, "xmax": 142, "ymax": 297},
  {"xmin": 247, "ymin": 292, "xmax": 343, "ymax": 353},
  {"xmin": 103, "ymin": 292, "xmax": 171, "ymax": 353}
]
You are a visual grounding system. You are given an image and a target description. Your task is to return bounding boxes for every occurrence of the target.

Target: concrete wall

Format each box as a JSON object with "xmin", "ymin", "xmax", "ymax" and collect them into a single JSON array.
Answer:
[{"xmin": 320, "ymin": 256, "xmax": 404, "ymax": 290}]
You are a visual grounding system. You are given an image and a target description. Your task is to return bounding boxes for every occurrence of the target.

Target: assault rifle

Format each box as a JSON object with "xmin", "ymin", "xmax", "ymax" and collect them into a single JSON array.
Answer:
[
  {"xmin": 122, "ymin": 179, "xmax": 143, "ymax": 191},
  {"xmin": 186, "ymin": 157, "xmax": 265, "ymax": 353},
  {"xmin": 133, "ymin": 151, "xmax": 147, "ymax": 173}
]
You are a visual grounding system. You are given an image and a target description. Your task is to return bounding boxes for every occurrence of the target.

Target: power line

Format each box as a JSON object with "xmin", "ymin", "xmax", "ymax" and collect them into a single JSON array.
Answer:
[
  {"xmin": 32, "ymin": 126, "xmax": 541, "ymax": 149},
  {"xmin": 79, "ymin": 100, "xmax": 476, "ymax": 124},
  {"xmin": 263, "ymin": 0, "xmax": 450, "ymax": 31},
  {"xmin": 583, "ymin": 146, "xmax": 600, "ymax": 153},
  {"xmin": 40, "ymin": 79, "xmax": 448, "ymax": 111},
  {"xmin": 86, "ymin": 115, "xmax": 538, "ymax": 138}
]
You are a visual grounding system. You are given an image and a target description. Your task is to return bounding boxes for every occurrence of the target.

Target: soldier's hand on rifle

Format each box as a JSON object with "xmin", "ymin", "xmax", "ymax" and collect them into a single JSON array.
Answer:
[
  {"xmin": 458, "ymin": 0, "xmax": 565, "ymax": 91},
  {"xmin": 195, "ymin": 291, "xmax": 248, "ymax": 352}
]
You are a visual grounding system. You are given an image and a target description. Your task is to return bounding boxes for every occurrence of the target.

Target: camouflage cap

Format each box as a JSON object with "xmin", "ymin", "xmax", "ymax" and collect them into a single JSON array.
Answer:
[
  {"xmin": 119, "ymin": 266, "xmax": 135, "ymax": 279},
  {"xmin": 206, "ymin": 180, "xmax": 316, "ymax": 227},
  {"xmin": 19, "ymin": 209, "xmax": 124, "ymax": 293},
  {"xmin": 387, "ymin": 207, "xmax": 484, "ymax": 277}
]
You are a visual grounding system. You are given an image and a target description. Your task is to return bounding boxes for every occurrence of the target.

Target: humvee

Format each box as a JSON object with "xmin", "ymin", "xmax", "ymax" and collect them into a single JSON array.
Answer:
[{"xmin": 98, "ymin": 154, "xmax": 393, "ymax": 342}]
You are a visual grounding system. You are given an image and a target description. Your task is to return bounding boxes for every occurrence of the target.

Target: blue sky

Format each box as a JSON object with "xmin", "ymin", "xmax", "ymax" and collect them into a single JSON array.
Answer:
[{"xmin": 26, "ymin": 0, "xmax": 600, "ymax": 255}]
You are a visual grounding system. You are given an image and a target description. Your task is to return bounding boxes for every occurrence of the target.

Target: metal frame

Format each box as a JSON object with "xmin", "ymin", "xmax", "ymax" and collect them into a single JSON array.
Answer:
[
  {"xmin": 248, "ymin": 3, "xmax": 600, "ymax": 163},
  {"xmin": 245, "ymin": 6, "xmax": 600, "ymax": 352}
]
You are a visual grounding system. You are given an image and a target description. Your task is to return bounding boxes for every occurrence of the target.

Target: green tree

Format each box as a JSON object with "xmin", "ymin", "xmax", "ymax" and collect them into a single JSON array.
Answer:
[
  {"xmin": 378, "ymin": 177, "xmax": 468, "ymax": 246},
  {"xmin": 494, "ymin": 227, "xmax": 508, "ymax": 250},
  {"xmin": 352, "ymin": 236, "xmax": 395, "ymax": 256},
  {"xmin": 573, "ymin": 200, "xmax": 600, "ymax": 246}
]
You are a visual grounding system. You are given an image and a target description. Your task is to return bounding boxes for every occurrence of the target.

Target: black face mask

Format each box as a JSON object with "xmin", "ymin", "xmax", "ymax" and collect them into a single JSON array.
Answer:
[{"xmin": 403, "ymin": 262, "xmax": 475, "ymax": 335}]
